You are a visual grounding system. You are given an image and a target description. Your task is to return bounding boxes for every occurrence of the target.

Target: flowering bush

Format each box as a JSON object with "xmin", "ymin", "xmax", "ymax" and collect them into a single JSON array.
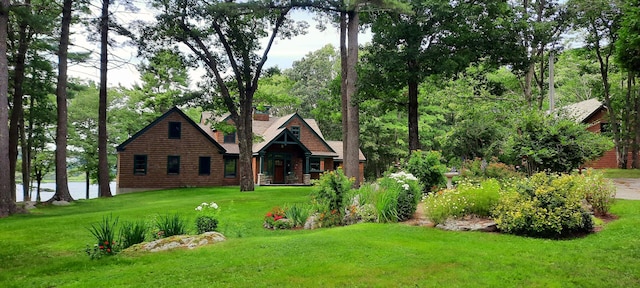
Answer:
[
  {"xmin": 264, "ymin": 206, "xmax": 288, "ymax": 229},
  {"xmin": 195, "ymin": 202, "xmax": 220, "ymax": 234},
  {"xmin": 405, "ymin": 150, "xmax": 446, "ymax": 192},
  {"xmin": 423, "ymin": 179, "xmax": 502, "ymax": 225},
  {"xmin": 378, "ymin": 171, "xmax": 422, "ymax": 222}
]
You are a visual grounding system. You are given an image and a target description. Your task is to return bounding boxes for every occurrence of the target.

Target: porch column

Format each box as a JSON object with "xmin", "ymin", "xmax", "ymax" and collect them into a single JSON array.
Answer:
[
  {"xmin": 257, "ymin": 152, "xmax": 265, "ymax": 186},
  {"xmin": 304, "ymin": 153, "xmax": 311, "ymax": 174},
  {"xmin": 259, "ymin": 152, "xmax": 265, "ymax": 174}
]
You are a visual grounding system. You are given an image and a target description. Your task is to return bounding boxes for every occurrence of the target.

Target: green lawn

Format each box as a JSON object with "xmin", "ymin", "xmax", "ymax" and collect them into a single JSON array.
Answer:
[
  {"xmin": 602, "ymin": 168, "xmax": 640, "ymax": 178},
  {"xmin": 1, "ymin": 186, "xmax": 639, "ymax": 287}
]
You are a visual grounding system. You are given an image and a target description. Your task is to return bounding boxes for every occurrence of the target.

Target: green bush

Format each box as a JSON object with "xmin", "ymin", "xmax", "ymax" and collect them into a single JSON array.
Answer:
[
  {"xmin": 86, "ymin": 214, "xmax": 119, "ymax": 259},
  {"xmin": 492, "ymin": 173, "xmax": 593, "ymax": 238},
  {"xmin": 574, "ymin": 169, "xmax": 617, "ymax": 216},
  {"xmin": 154, "ymin": 214, "xmax": 188, "ymax": 238},
  {"xmin": 423, "ymin": 179, "xmax": 502, "ymax": 225},
  {"xmin": 195, "ymin": 216, "xmax": 218, "ymax": 234},
  {"xmin": 406, "ymin": 150, "xmax": 446, "ymax": 192},
  {"xmin": 344, "ymin": 184, "xmax": 379, "ymax": 223},
  {"xmin": 118, "ymin": 220, "xmax": 148, "ymax": 249},
  {"xmin": 380, "ymin": 172, "xmax": 422, "ymax": 222},
  {"xmin": 460, "ymin": 158, "xmax": 523, "ymax": 183},
  {"xmin": 311, "ymin": 168, "xmax": 353, "ymax": 219}
]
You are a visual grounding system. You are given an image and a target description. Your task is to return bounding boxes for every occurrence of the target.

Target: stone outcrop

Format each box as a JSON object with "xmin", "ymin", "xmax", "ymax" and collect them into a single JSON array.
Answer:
[{"xmin": 124, "ymin": 232, "xmax": 226, "ymax": 253}]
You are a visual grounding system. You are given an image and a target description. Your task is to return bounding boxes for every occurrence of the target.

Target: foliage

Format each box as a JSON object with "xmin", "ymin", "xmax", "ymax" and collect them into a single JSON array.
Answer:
[
  {"xmin": 460, "ymin": 158, "xmax": 523, "ymax": 183},
  {"xmin": 118, "ymin": 220, "xmax": 148, "ymax": 250},
  {"xmin": 86, "ymin": 214, "xmax": 118, "ymax": 259},
  {"xmin": 423, "ymin": 179, "xmax": 503, "ymax": 225},
  {"xmin": 504, "ymin": 111, "xmax": 613, "ymax": 174},
  {"xmin": 405, "ymin": 150, "xmax": 446, "ymax": 192},
  {"xmin": 194, "ymin": 202, "xmax": 220, "ymax": 233},
  {"xmin": 492, "ymin": 173, "xmax": 594, "ymax": 238},
  {"xmin": 379, "ymin": 172, "xmax": 422, "ymax": 221},
  {"xmin": 284, "ymin": 203, "xmax": 311, "ymax": 228},
  {"xmin": 574, "ymin": 169, "xmax": 617, "ymax": 215},
  {"xmin": 263, "ymin": 206, "xmax": 286, "ymax": 229},
  {"xmin": 154, "ymin": 214, "xmax": 188, "ymax": 238},
  {"xmin": 311, "ymin": 169, "xmax": 354, "ymax": 216}
]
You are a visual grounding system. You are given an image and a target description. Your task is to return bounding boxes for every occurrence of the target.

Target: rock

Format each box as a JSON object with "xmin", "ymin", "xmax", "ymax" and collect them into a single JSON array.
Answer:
[
  {"xmin": 436, "ymin": 216, "xmax": 497, "ymax": 232},
  {"xmin": 23, "ymin": 201, "xmax": 37, "ymax": 210},
  {"xmin": 304, "ymin": 214, "xmax": 321, "ymax": 230},
  {"xmin": 51, "ymin": 200, "xmax": 70, "ymax": 206},
  {"xmin": 124, "ymin": 232, "xmax": 226, "ymax": 253}
]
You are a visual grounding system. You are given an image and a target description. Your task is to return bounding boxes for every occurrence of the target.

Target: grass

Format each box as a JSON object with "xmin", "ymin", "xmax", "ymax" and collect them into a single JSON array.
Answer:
[
  {"xmin": 602, "ymin": 168, "xmax": 640, "ymax": 179},
  {"xmin": 1, "ymin": 186, "xmax": 640, "ymax": 287}
]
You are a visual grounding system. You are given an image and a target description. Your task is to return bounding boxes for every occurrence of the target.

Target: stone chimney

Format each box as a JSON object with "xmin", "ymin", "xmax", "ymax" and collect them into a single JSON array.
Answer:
[{"xmin": 253, "ymin": 106, "xmax": 271, "ymax": 121}]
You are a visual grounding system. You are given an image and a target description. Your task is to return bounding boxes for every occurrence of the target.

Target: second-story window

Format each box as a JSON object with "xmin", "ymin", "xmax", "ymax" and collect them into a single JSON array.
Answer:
[
  {"xmin": 168, "ymin": 122, "xmax": 181, "ymax": 139},
  {"xmin": 224, "ymin": 132, "xmax": 236, "ymax": 143}
]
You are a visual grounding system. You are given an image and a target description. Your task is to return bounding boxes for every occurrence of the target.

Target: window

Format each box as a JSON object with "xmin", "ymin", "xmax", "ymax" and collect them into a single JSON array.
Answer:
[
  {"xmin": 199, "ymin": 157, "xmax": 211, "ymax": 175},
  {"xmin": 223, "ymin": 132, "xmax": 236, "ymax": 143},
  {"xmin": 310, "ymin": 157, "xmax": 321, "ymax": 172},
  {"xmin": 167, "ymin": 156, "xmax": 180, "ymax": 174},
  {"xmin": 291, "ymin": 126, "xmax": 300, "ymax": 139},
  {"xmin": 168, "ymin": 122, "xmax": 181, "ymax": 139},
  {"xmin": 133, "ymin": 155, "xmax": 147, "ymax": 175},
  {"xmin": 600, "ymin": 122, "xmax": 610, "ymax": 133},
  {"xmin": 224, "ymin": 157, "xmax": 237, "ymax": 178}
]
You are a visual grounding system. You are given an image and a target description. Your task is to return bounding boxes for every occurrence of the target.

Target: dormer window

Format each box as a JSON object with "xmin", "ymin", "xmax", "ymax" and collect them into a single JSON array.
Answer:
[
  {"xmin": 291, "ymin": 126, "xmax": 300, "ymax": 139},
  {"xmin": 168, "ymin": 122, "xmax": 181, "ymax": 139},
  {"xmin": 224, "ymin": 132, "xmax": 236, "ymax": 143}
]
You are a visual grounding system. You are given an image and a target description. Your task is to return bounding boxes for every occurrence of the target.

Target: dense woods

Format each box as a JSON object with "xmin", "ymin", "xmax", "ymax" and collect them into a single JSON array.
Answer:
[{"xmin": 1, "ymin": 0, "xmax": 639, "ymax": 216}]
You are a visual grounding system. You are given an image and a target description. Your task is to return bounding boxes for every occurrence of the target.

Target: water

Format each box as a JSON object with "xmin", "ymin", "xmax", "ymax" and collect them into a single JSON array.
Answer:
[{"xmin": 15, "ymin": 182, "xmax": 117, "ymax": 202}]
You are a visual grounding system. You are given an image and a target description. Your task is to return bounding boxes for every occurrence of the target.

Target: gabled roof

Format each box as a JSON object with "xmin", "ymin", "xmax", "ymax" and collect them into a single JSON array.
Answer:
[
  {"xmin": 253, "ymin": 128, "xmax": 311, "ymax": 155},
  {"xmin": 117, "ymin": 107, "xmax": 226, "ymax": 153},
  {"xmin": 277, "ymin": 113, "xmax": 335, "ymax": 153},
  {"xmin": 561, "ymin": 98, "xmax": 607, "ymax": 123}
]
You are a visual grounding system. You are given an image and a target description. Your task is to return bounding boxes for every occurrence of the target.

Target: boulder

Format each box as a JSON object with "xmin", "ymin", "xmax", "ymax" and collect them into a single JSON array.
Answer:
[
  {"xmin": 124, "ymin": 232, "xmax": 226, "ymax": 253},
  {"xmin": 51, "ymin": 200, "xmax": 71, "ymax": 206},
  {"xmin": 436, "ymin": 216, "xmax": 497, "ymax": 232}
]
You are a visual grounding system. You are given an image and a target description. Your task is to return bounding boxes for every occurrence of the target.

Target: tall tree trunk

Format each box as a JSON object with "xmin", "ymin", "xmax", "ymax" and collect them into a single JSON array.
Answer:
[
  {"xmin": 52, "ymin": 0, "xmax": 73, "ymax": 202},
  {"xmin": 407, "ymin": 62, "xmax": 420, "ymax": 152},
  {"xmin": 237, "ymin": 96, "xmax": 254, "ymax": 191},
  {"xmin": 0, "ymin": 0, "xmax": 19, "ymax": 216},
  {"xmin": 345, "ymin": 10, "xmax": 360, "ymax": 187},
  {"xmin": 19, "ymin": 117, "xmax": 29, "ymax": 201},
  {"xmin": 523, "ymin": 63, "xmax": 535, "ymax": 108},
  {"xmin": 98, "ymin": 0, "xmax": 112, "ymax": 197},
  {"xmin": 340, "ymin": 11, "xmax": 348, "ymax": 153},
  {"xmin": 10, "ymin": 10, "xmax": 30, "ymax": 202}
]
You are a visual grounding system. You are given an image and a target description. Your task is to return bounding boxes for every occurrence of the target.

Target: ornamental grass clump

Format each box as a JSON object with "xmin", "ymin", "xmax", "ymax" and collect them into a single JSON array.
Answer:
[
  {"xmin": 284, "ymin": 203, "xmax": 310, "ymax": 228},
  {"xmin": 86, "ymin": 214, "xmax": 119, "ymax": 259},
  {"xmin": 195, "ymin": 202, "xmax": 220, "ymax": 234},
  {"xmin": 119, "ymin": 220, "xmax": 148, "ymax": 249},
  {"xmin": 492, "ymin": 173, "xmax": 593, "ymax": 238},
  {"xmin": 154, "ymin": 213, "xmax": 188, "ymax": 238}
]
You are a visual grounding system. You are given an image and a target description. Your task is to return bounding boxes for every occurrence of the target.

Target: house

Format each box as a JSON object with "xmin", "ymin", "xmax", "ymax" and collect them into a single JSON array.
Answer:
[
  {"xmin": 116, "ymin": 107, "xmax": 365, "ymax": 194},
  {"xmin": 562, "ymin": 98, "xmax": 630, "ymax": 169},
  {"xmin": 200, "ymin": 106, "xmax": 366, "ymax": 186}
]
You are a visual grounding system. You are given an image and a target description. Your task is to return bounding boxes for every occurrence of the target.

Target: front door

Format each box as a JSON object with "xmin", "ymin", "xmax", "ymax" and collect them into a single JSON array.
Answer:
[{"xmin": 273, "ymin": 159, "xmax": 285, "ymax": 184}]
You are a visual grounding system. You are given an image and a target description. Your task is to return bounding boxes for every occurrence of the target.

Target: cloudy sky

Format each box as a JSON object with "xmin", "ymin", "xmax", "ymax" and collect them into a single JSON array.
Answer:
[{"xmin": 67, "ymin": 7, "xmax": 371, "ymax": 88}]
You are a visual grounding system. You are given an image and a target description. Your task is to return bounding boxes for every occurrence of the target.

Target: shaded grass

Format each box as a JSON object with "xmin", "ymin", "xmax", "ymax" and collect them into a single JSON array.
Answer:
[
  {"xmin": 1, "ymin": 186, "xmax": 639, "ymax": 287},
  {"xmin": 602, "ymin": 168, "xmax": 640, "ymax": 179}
]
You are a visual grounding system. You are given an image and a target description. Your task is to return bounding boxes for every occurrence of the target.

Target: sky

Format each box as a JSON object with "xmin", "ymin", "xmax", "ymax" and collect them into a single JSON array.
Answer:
[{"xmin": 67, "ymin": 8, "xmax": 371, "ymax": 88}]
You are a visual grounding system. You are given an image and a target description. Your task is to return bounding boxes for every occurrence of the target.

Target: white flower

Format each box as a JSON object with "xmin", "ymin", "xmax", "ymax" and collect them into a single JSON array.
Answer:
[
  {"xmin": 210, "ymin": 202, "xmax": 219, "ymax": 209},
  {"xmin": 201, "ymin": 202, "xmax": 208, "ymax": 206},
  {"xmin": 402, "ymin": 183, "xmax": 410, "ymax": 191},
  {"xmin": 195, "ymin": 206, "xmax": 203, "ymax": 211}
]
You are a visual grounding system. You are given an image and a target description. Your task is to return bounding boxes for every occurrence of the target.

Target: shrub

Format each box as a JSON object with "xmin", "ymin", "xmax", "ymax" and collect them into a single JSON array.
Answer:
[
  {"xmin": 154, "ymin": 214, "xmax": 188, "ymax": 238},
  {"xmin": 423, "ymin": 179, "xmax": 502, "ymax": 225},
  {"xmin": 380, "ymin": 172, "xmax": 422, "ymax": 221},
  {"xmin": 344, "ymin": 184, "xmax": 378, "ymax": 223},
  {"xmin": 460, "ymin": 158, "xmax": 523, "ymax": 183},
  {"xmin": 119, "ymin": 220, "xmax": 148, "ymax": 249},
  {"xmin": 285, "ymin": 203, "xmax": 311, "ymax": 228},
  {"xmin": 194, "ymin": 202, "xmax": 220, "ymax": 233},
  {"xmin": 311, "ymin": 168, "xmax": 353, "ymax": 218},
  {"xmin": 264, "ymin": 206, "xmax": 286, "ymax": 229},
  {"xmin": 86, "ymin": 214, "xmax": 118, "ymax": 259},
  {"xmin": 405, "ymin": 150, "xmax": 446, "ymax": 192},
  {"xmin": 492, "ymin": 173, "xmax": 593, "ymax": 238},
  {"xmin": 574, "ymin": 169, "xmax": 616, "ymax": 216}
]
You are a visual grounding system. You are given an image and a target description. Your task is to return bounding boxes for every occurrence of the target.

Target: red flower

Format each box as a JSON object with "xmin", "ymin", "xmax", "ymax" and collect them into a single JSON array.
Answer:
[
  {"xmin": 104, "ymin": 241, "xmax": 109, "ymax": 245},
  {"xmin": 274, "ymin": 215, "xmax": 283, "ymax": 221},
  {"xmin": 99, "ymin": 246, "xmax": 104, "ymax": 249},
  {"xmin": 266, "ymin": 212, "xmax": 273, "ymax": 217},
  {"xmin": 107, "ymin": 248, "xmax": 111, "ymax": 253}
]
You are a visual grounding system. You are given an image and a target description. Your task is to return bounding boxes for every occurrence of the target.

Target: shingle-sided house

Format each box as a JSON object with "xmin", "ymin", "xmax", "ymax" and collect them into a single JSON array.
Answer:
[
  {"xmin": 562, "ymin": 98, "xmax": 629, "ymax": 169},
  {"xmin": 116, "ymin": 107, "xmax": 365, "ymax": 194}
]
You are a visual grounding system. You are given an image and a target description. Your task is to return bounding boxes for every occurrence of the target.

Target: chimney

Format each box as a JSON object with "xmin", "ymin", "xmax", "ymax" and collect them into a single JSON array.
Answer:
[{"xmin": 253, "ymin": 106, "xmax": 271, "ymax": 121}]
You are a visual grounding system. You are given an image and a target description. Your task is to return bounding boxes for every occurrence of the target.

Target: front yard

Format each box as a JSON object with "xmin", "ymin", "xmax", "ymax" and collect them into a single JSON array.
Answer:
[{"xmin": 1, "ymin": 186, "xmax": 639, "ymax": 287}]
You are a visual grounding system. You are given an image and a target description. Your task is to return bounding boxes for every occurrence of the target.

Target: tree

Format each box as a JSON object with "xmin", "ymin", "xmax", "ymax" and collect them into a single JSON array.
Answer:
[
  {"xmin": 141, "ymin": 0, "xmax": 303, "ymax": 191},
  {"xmin": 568, "ymin": 0, "xmax": 625, "ymax": 167},
  {"xmin": 138, "ymin": 48, "xmax": 192, "ymax": 114},
  {"xmin": 0, "ymin": 0, "xmax": 19, "ymax": 216},
  {"xmin": 364, "ymin": 0, "xmax": 523, "ymax": 153},
  {"xmin": 505, "ymin": 111, "xmax": 613, "ymax": 174},
  {"xmin": 51, "ymin": 0, "xmax": 74, "ymax": 202},
  {"xmin": 98, "ymin": 0, "xmax": 111, "ymax": 198}
]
